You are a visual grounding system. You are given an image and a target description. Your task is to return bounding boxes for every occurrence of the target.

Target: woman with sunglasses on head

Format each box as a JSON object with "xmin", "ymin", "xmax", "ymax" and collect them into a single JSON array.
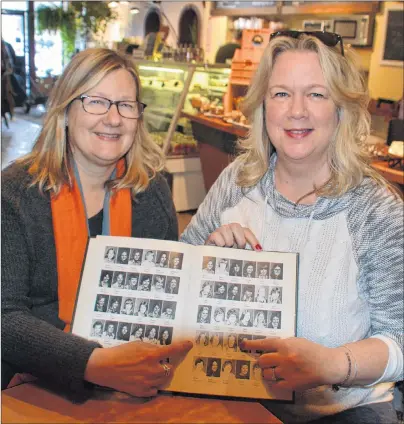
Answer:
[
  {"xmin": 2, "ymin": 48, "xmax": 192, "ymax": 400},
  {"xmin": 181, "ymin": 33, "xmax": 403, "ymax": 423}
]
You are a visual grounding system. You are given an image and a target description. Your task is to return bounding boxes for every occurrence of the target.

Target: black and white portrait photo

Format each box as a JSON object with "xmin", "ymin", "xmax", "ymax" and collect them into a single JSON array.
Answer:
[
  {"xmin": 229, "ymin": 260, "xmax": 243, "ymax": 277},
  {"xmin": 222, "ymin": 360, "xmax": 236, "ymax": 381},
  {"xmin": 213, "ymin": 306, "xmax": 226, "ymax": 325},
  {"xmin": 130, "ymin": 323, "xmax": 145, "ymax": 341},
  {"xmin": 169, "ymin": 252, "xmax": 183, "ymax": 270},
  {"xmin": 165, "ymin": 277, "xmax": 180, "ymax": 294},
  {"xmin": 143, "ymin": 325, "xmax": 160, "ymax": 344},
  {"xmin": 111, "ymin": 271, "xmax": 126, "ymax": 289},
  {"xmin": 104, "ymin": 246, "xmax": 117, "ymax": 264},
  {"xmin": 226, "ymin": 308, "xmax": 240, "ymax": 326},
  {"xmin": 151, "ymin": 275, "xmax": 166, "ymax": 293},
  {"xmin": 255, "ymin": 286, "xmax": 268, "ymax": 303},
  {"xmin": 202, "ymin": 256, "xmax": 216, "ymax": 274},
  {"xmin": 117, "ymin": 322, "xmax": 131, "ymax": 341},
  {"xmin": 196, "ymin": 305, "xmax": 212, "ymax": 324},
  {"xmin": 270, "ymin": 263, "xmax": 284, "ymax": 280},
  {"xmin": 193, "ymin": 357, "xmax": 207, "ymax": 378},
  {"xmin": 137, "ymin": 274, "xmax": 152, "ymax": 291},
  {"xmin": 257, "ymin": 262, "xmax": 270, "ymax": 279},
  {"xmin": 142, "ymin": 250, "xmax": 156, "ymax": 267},
  {"xmin": 195, "ymin": 331, "xmax": 210, "ymax": 347},
  {"xmin": 156, "ymin": 251, "xmax": 169, "ymax": 268},
  {"xmin": 239, "ymin": 309, "xmax": 253, "ymax": 327},
  {"xmin": 267, "ymin": 311, "xmax": 282, "ymax": 329},
  {"xmin": 236, "ymin": 360, "xmax": 251, "ymax": 380},
  {"xmin": 103, "ymin": 320, "xmax": 117, "ymax": 339},
  {"xmin": 134, "ymin": 299, "xmax": 149, "ymax": 317},
  {"xmin": 268, "ymin": 286, "xmax": 283, "ymax": 304},
  {"xmin": 237, "ymin": 333, "xmax": 252, "ymax": 353},
  {"xmin": 224, "ymin": 333, "xmax": 238, "ymax": 353},
  {"xmin": 94, "ymin": 294, "xmax": 109, "ymax": 313},
  {"xmin": 117, "ymin": 248, "xmax": 130, "ymax": 265},
  {"xmin": 129, "ymin": 249, "xmax": 143, "ymax": 266},
  {"xmin": 107, "ymin": 296, "xmax": 122, "ymax": 314},
  {"xmin": 161, "ymin": 301, "xmax": 176, "ymax": 320},
  {"xmin": 99, "ymin": 270, "xmax": 113, "ymax": 288},
  {"xmin": 148, "ymin": 299, "xmax": 163, "ymax": 319},
  {"xmin": 90, "ymin": 319, "xmax": 105, "ymax": 337},
  {"xmin": 206, "ymin": 358, "xmax": 221, "ymax": 378},
  {"xmin": 213, "ymin": 282, "xmax": 228, "ymax": 300},
  {"xmin": 124, "ymin": 273, "xmax": 139, "ymax": 290},
  {"xmin": 241, "ymin": 284, "xmax": 255, "ymax": 302},
  {"xmin": 199, "ymin": 281, "xmax": 213, "ymax": 298},
  {"xmin": 120, "ymin": 297, "xmax": 135, "ymax": 315},
  {"xmin": 209, "ymin": 332, "xmax": 223, "ymax": 349},
  {"xmin": 227, "ymin": 283, "xmax": 241, "ymax": 301},
  {"xmin": 243, "ymin": 262, "xmax": 256, "ymax": 279},
  {"xmin": 215, "ymin": 258, "xmax": 230, "ymax": 276},
  {"xmin": 159, "ymin": 326, "xmax": 173, "ymax": 345},
  {"xmin": 253, "ymin": 309, "xmax": 267, "ymax": 328}
]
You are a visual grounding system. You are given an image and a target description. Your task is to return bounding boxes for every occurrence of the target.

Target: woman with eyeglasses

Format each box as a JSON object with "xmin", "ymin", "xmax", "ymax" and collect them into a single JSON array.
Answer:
[
  {"xmin": 181, "ymin": 32, "xmax": 403, "ymax": 423},
  {"xmin": 2, "ymin": 48, "xmax": 192, "ymax": 399}
]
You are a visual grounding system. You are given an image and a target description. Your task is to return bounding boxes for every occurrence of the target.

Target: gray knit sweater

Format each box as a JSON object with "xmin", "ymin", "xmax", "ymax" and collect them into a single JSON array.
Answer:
[
  {"xmin": 181, "ymin": 154, "xmax": 403, "ymax": 423},
  {"xmin": 1, "ymin": 162, "xmax": 178, "ymax": 399}
]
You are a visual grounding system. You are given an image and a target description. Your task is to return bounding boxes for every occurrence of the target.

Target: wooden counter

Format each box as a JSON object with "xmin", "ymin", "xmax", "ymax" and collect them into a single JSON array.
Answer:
[
  {"xmin": 1, "ymin": 382, "xmax": 282, "ymax": 423},
  {"xmin": 371, "ymin": 160, "xmax": 404, "ymax": 186},
  {"xmin": 182, "ymin": 112, "xmax": 248, "ymax": 138}
]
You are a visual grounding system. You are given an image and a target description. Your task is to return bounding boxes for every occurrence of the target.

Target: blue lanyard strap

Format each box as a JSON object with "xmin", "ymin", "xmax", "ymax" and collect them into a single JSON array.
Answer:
[{"xmin": 72, "ymin": 160, "xmax": 117, "ymax": 237}]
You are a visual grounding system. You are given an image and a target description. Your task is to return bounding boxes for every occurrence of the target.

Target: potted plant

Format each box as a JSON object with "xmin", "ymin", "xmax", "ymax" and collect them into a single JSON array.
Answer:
[{"xmin": 36, "ymin": 1, "xmax": 116, "ymax": 63}]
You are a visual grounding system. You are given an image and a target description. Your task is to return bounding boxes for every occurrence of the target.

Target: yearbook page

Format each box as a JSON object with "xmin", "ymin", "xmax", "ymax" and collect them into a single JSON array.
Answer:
[
  {"xmin": 166, "ymin": 244, "xmax": 298, "ymax": 402},
  {"xmin": 71, "ymin": 236, "xmax": 298, "ymax": 402}
]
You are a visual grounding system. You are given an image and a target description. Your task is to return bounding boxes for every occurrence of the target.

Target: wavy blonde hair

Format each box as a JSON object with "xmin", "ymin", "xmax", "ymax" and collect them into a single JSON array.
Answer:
[
  {"xmin": 18, "ymin": 48, "xmax": 164, "ymax": 197},
  {"xmin": 237, "ymin": 35, "xmax": 392, "ymax": 197}
]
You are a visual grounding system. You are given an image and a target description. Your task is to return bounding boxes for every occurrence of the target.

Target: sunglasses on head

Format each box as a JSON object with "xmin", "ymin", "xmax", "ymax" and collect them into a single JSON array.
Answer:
[{"xmin": 270, "ymin": 30, "xmax": 344, "ymax": 56}]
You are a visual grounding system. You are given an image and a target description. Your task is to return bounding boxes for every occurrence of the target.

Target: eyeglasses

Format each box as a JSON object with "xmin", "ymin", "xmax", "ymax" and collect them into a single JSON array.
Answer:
[
  {"xmin": 270, "ymin": 31, "xmax": 344, "ymax": 56},
  {"xmin": 76, "ymin": 95, "xmax": 147, "ymax": 119}
]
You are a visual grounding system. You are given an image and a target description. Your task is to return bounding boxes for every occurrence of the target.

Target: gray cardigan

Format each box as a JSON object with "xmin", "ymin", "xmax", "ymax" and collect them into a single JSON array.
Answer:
[{"xmin": 1, "ymin": 162, "xmax": 178, "ymax": 399}]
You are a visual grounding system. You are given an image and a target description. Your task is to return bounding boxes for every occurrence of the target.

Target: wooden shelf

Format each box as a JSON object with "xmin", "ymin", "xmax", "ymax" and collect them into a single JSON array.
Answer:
[
  {"xmin": 371, "ymin": 160, "xmax": 404, "ymax": 186},
  {"xmin": 281, "ymin": 1, "xmax": 380, "ymax": 15}
]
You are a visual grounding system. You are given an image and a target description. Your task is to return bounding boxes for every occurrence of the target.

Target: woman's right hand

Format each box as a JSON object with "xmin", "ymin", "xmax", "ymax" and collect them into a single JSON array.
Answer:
[
  {"xmin": 205, "ymin": 223, "xmax": 262, "ymax": 251},
  {"xmin": 84, "ymin": 340, "xmax": 193, "ymax": 397}
]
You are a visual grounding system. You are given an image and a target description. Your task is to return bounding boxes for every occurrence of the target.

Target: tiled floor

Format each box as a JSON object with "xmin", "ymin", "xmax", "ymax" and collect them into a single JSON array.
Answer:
[{"xmin": 1, "ymin": 108, "xmax": 194, "ymax": 234}]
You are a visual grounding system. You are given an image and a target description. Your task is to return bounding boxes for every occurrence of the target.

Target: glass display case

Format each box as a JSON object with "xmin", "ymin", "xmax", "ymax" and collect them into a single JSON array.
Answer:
[
  {"xmin": 137, "ymin": 60, "xmax": 231, "ymax": 156},
  {"xmin": 137, "ymin": 60, "xmax": 231, "ymax": 211}
]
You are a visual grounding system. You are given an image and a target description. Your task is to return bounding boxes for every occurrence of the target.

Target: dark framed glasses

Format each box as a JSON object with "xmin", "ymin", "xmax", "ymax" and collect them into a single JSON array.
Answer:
[
  {"xmin": 270, "ymin": 31, "xmax": 344, "ymax": 56},
  {"xmin": 75, "ymin": 95, "xmax": 147, "ymax": 119}
]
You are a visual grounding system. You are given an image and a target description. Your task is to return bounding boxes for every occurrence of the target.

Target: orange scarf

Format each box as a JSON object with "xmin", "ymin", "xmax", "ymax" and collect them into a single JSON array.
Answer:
[{"xmin": 51, "ymin": 159, "xmax": 132, "ymax": 332}]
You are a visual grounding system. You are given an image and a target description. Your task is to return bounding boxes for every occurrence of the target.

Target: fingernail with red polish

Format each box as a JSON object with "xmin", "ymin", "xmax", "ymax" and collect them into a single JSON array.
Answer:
[{"xmin": 255, "ymin": 244, "xmax": 263, "ymax": 251}]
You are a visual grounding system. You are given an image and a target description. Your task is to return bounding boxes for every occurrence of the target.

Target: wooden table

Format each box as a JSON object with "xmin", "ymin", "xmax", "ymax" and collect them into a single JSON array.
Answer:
[
  {"xmin": 1, "ymin": 382, "xmax": 282, "ymax": 423},
  {"xmin": 371, "ymin": 160, "xmax": 404, "ymax": 186}
]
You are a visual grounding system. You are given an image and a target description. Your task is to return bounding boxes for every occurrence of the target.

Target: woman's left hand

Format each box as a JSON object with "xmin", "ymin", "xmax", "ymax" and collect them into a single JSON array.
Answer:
[{"xmin": 242, "ymin": 337, "xmax": 345, "ymax": 391}]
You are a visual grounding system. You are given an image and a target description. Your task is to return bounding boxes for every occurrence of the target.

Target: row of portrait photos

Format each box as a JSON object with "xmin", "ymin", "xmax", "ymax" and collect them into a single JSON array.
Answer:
[
  {"xmin": 200, "ymin": 281, "xmax": 283, "ymax": 304},
  {"xmin": 202, "ymin": 256, "xmax": 284, "ymax": 280},
  {"xmin": 193, "ymin": 356, "xmax": 262, "ymax": 381},
  {"xmin": 95, "ymin": 294, "xmax": 177, "ymax": 320},
  {"xmin": 99, "ymin": 270, "xmax": 180, "ymax": 294},
  {"xmin": 195, "ymin": 331, "xmax": 269, "ymax": 354},
  {"xmin": 90, "ymin": 319, "xmax": 174, "ymax": 345},
  {"xmin": 104, "ymin": 246, "xmax": 184, "ymax": 270},
  {"xmin": 196, "ymin": 305, "xmax": 282, "ymax": 329}
]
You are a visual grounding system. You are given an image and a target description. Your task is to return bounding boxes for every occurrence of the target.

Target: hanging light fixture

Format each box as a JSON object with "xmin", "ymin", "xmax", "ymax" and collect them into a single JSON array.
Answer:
[
  {"xmin": 108, "ymin": 1, "xmax": 119, "ymax": 8},
  {"xmin": 130, "ymin": 7, "xmax": 140, "ymax": 14}
]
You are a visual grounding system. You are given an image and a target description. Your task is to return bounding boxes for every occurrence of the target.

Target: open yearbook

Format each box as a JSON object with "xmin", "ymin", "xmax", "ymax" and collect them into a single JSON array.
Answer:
[{"xmin": 72, "ymin": 235, "xmax": 299, "ymax": 402}]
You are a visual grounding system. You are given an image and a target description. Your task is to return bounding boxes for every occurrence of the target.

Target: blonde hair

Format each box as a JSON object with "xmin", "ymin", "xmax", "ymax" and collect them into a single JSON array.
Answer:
[
  {"xmin": 237, "ymin": 35, "xmax": 393, "ymax": 197},
  {"xmin": 18, "ymin": 48, "xmax": 164, "ymax": 196}
]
